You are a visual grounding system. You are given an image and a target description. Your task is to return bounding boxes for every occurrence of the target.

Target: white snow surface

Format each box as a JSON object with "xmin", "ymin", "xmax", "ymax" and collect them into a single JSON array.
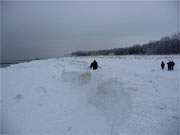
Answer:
[{"xmin": 1, "ymin": 55, "xmax": 180, "ymax": 135}]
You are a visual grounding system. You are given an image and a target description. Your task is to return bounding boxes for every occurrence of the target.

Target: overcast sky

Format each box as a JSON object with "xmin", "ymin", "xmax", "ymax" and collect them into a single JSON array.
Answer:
[{"xmin": 1, "ymin": 0, "xmax": 179, "ymax": 61}]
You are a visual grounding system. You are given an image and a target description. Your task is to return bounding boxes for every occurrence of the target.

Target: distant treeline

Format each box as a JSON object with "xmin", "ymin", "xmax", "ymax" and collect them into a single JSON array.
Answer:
[{"xmin": 71, "ymin": 33, "xmax": 180, "ymax": 56}]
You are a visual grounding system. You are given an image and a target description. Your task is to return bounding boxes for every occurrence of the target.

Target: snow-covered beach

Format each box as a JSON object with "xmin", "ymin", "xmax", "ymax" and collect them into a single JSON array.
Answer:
[{"xmin": 1, "ymin": 55, "xmax": 179, "ymax": 135}]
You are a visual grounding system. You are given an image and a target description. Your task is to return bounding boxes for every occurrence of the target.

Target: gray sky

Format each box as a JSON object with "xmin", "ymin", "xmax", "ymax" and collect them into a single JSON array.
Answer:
[{"xmin": 1, "ymin": 0, "xmax": 179, "ymax": 61}]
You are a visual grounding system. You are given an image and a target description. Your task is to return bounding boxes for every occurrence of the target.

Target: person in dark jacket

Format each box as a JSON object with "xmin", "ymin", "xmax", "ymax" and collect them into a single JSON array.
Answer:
[
  {"xmin": 161, "ymin": 61, "xmax": 165, "ymax": 70},
  {"xmin": 171, "ymin": 61, "xmax": 175, "ymax": 70},
  {"xmin": 167, "ymin": 61, "xmax": 175, "ymax": 71},
  {"xmin": 90, "ymin": 60, "xmax": 98, "ymax": 70},
  {"xmin": 167, "ymin": 61, "xmax": 171, "ymax": 70}
]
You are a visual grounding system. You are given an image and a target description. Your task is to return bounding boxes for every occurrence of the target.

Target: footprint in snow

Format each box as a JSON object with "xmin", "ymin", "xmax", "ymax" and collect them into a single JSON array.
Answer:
[
  {"xmin": 127, "ymin": 87, "xmax": 138, "ymax": 92},
  {"xmin": 37, "ymin": 87, "xmax": 48, "ymax": 96},
  {"xmin": 172, "ymin": 116, "xmax": 179, "ymax": 120},
  {"xmin": 14, "ymin": 94, "xmax": 24, "ymax": 103},
  {"xmin": 67, "ymin": 127, "xmax": 72, "ymax": 131},
  {"xmin": 148, "ymin": 80, "xmax": 153, "ymax": 83},
  {"xmin": 156, "ymin": 104, "xmax": 167, "ymax": 110}
]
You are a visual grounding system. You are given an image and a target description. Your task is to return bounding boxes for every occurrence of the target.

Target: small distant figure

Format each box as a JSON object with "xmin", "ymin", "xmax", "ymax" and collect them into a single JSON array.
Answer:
[
  {"xmin": 167, "ymin": 61, "xmax": 175, "ymax": 71},
  {"xmin": 161, "ymin": 61, "xmax": 165, "ymax": 70},
  {"xmin": 90, "ymin": 60, "xmax": 98, "ymax": 70}
]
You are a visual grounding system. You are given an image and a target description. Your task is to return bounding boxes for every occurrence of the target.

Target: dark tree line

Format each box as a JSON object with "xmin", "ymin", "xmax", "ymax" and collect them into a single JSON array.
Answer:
[{"xmin": 71, "ymin": 33, "xmax": 180, "ymax": 56}]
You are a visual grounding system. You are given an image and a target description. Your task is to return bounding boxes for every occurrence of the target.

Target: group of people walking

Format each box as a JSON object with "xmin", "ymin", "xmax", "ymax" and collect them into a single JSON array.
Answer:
[
  {"xmin": 161, "ymin": 61, "xmax": 175, "ymax": 71},
  {"xmin": 90, "ymin": 59, "xmax": 175, "ymax": 71}
]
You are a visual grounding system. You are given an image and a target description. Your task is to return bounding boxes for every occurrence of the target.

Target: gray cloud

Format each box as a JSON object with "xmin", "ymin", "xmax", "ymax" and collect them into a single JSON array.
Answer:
[{"xmin": 1, "ymin": 0, "xmax": 179, "ymax": 61}]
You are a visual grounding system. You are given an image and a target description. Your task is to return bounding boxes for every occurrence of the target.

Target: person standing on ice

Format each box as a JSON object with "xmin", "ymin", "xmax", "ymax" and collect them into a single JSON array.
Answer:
[
  {"xmin": 161, "ymin": 61, "xmax": 165, "ymax": 70},
  {"xmin": 90, "ymin": 60, "xmax": 98, "ymax": 70},
  {"xmin": 167, "ymin": 61, "xmax": 175, "ymax": 71},
  {"xmin": 171, "ymin": 61, "xmax": 175, "ymax": 70}
]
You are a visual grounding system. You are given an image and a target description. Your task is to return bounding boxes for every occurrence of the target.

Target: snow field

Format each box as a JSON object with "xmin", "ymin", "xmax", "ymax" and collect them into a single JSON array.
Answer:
[{"xmin": 1, "ymin": 55, "xmax": 179, "ymax": 135}]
